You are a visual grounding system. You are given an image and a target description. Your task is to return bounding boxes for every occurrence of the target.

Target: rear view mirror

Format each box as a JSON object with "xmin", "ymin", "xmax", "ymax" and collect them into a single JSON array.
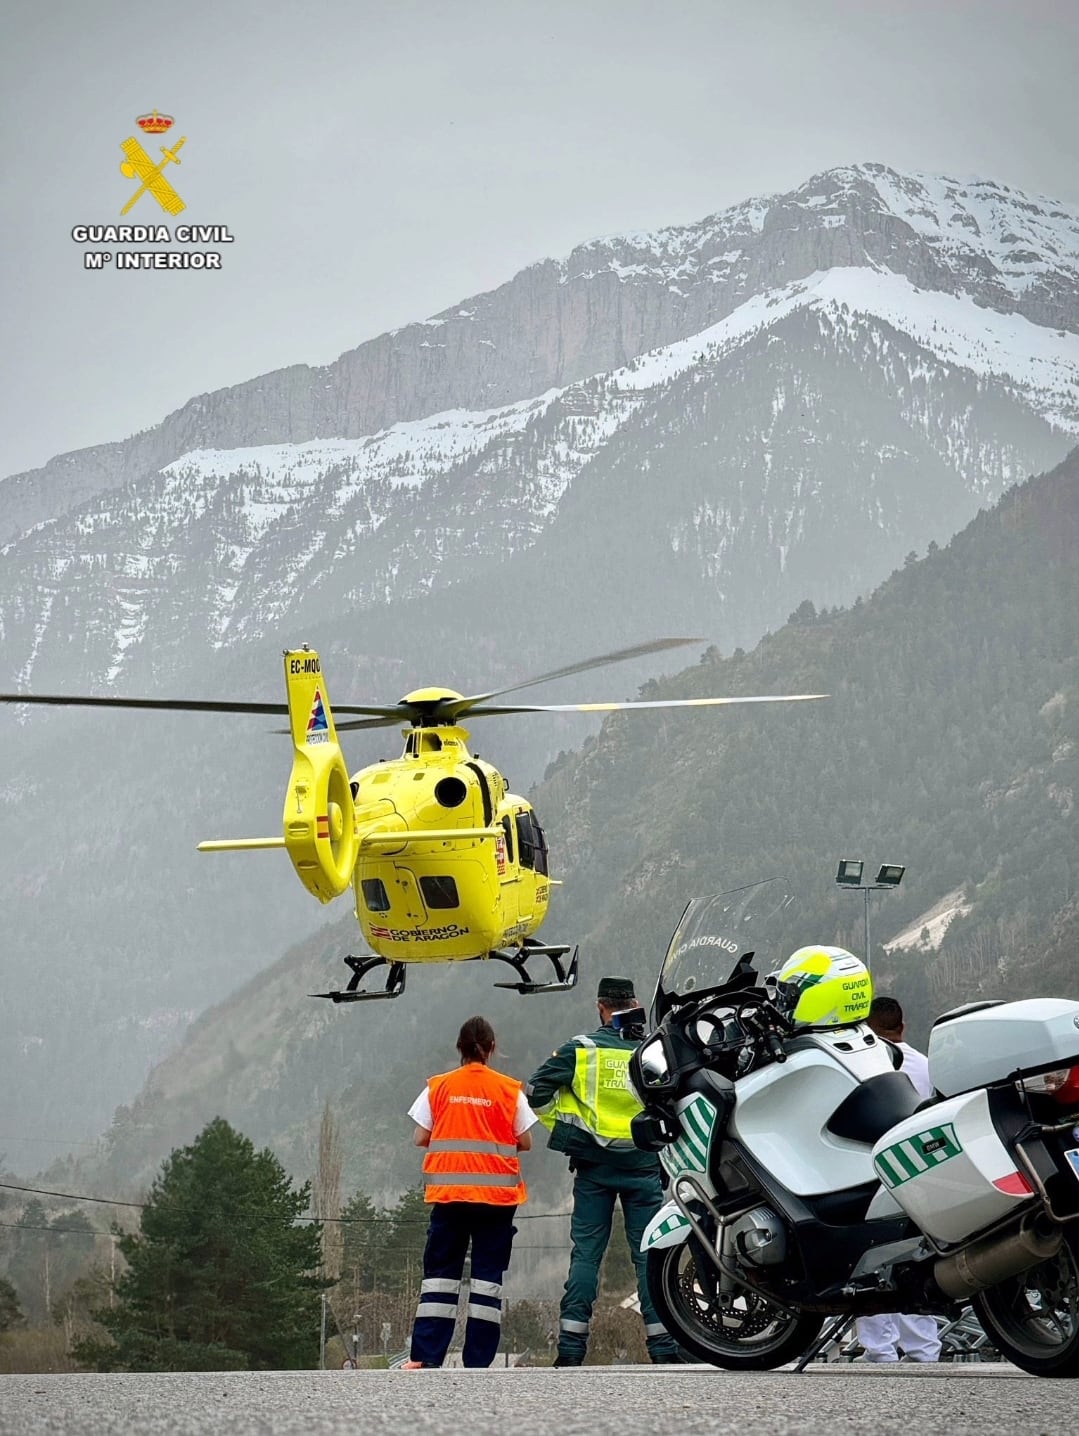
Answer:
[{"xmin": 630, "ymin": 1031, "xmax": 677, "ymax": 1099}]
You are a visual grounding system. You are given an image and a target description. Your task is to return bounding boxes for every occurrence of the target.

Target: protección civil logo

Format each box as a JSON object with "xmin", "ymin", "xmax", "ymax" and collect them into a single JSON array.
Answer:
[{"xmin": 73, "ymin": 110, "xmax": 235, "ymax": 271}]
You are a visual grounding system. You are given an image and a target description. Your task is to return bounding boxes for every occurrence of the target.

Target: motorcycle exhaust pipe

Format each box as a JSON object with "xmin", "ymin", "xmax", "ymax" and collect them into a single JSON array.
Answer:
[{"xmin": 934, "ymin": 1214, "xmax": 1063, "ymax": 1300}]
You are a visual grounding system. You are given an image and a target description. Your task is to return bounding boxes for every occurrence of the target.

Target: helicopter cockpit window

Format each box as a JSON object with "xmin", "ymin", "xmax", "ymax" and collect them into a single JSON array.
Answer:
[
  {"xmin": 515, "ymin": 811, "xmax": 536, "ymax": 871},
  {"xmin": 420, "ymin": 875, "xmax": 459, "ymax": 909},
  {"xmin": 501, "ymin": 815, "xmax": 515, "ymax": 864},
  {"xmin": 361, "ymin": 878, "xmax": 391, "ymax": 912}
]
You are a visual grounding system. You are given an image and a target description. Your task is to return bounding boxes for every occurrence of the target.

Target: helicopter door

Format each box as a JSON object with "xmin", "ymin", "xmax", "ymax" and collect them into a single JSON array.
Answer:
[
  {"xmin": 498, "ymin": 815, "xmax": 514, "ymax": 882},
  {"xmin": 383, "ymin": 866, "xmax": 429, "ymax": 925},
  {"xmin": 513, "ymin": 809, "xmax": 540, "ymax": 921}
]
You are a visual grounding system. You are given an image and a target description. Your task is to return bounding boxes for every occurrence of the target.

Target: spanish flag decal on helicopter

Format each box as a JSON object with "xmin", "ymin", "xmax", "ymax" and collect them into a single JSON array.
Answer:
[{"xmin": 307, "ymin": 689, "xmax": 329, "ymax": 744}]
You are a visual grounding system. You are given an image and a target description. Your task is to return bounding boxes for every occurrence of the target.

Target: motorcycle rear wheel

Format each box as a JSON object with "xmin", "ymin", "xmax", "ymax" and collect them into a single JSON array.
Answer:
[
  {"xmin": 647, "ymin": 1243, "xmax": 822, "ymax": 1370},
  {"xmin": 972, "ymin": 1228, "xmax": 1079, "ymax": 1377}
]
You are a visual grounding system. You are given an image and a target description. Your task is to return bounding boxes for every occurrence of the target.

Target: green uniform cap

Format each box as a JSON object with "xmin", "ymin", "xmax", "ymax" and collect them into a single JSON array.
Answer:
[{"xmin": 597, "ymin": 975, "xmax": 636, "ymax": 1002}]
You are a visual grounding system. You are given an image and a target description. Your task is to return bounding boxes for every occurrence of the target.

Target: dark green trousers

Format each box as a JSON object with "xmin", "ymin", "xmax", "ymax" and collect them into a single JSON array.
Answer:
[{"xmin": 558, "ymin": 1161, "xmax": 678, "ymax": 1360}]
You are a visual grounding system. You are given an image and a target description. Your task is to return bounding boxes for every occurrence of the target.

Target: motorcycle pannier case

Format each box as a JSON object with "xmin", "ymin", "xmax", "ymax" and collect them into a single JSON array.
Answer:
[
  {"xmin": 928, "ymin": 998, "xmax": 1079, "ymax": 1097},
  {"xmin": 871, "ymin": 1088, "xmax": 1034, "ymax": 1243}
]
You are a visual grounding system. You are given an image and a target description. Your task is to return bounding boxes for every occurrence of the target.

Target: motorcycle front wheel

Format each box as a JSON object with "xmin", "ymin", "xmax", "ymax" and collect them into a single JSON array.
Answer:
[
  {"xmin": 972, "ymin": 1229, "xmax": 1079, "ymax": 1377},
  {"xmin": 647, "ymin": 1242, "xmax": 822, "ymax": 1370}
]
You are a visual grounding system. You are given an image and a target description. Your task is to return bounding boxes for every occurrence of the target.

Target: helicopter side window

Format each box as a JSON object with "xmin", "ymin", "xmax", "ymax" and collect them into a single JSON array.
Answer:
[
  {"xmin": 361, "ymin": 878, "xmax": 391, "ymax": 913},
  {"xmin": 515, "ymin": 812, "xmax": 535, "ymax": 871},
  {"xmin": 501, "ymin": 815, "xmax": 515, "ymax": 864},
  {"xmin": 419, "ymin": 875, "xmax": 459, "ymax": 909},
  {"xmin": 533, "ymin": 817, "xmax": 549, "ymax": 877}
]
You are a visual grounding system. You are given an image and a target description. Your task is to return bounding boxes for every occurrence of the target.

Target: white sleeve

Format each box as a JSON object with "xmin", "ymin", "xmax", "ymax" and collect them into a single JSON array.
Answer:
[
  {"xmin": 514, "ymin": 1089, "xmax": 539, "ymax": 1136},
  {"xmin": 408, "ymin": 1089, "xmax": 433, "ymax": 1129},
  {"xmin": 900, "ymin": 1045, "xmax": 934, "ymax": 1100}
]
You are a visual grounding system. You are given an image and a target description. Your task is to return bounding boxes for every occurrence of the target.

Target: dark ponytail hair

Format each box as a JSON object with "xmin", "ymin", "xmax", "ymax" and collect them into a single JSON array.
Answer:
[{"xmin": 457, "ymin": 1015, "xmax": 496, "ymax": 1064}]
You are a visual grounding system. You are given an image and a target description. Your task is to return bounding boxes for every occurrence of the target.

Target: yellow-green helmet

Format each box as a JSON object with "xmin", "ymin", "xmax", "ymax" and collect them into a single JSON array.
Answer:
[{"xmin": 769, "ymin": 946, "xmax": 872, "ymax": 1028}]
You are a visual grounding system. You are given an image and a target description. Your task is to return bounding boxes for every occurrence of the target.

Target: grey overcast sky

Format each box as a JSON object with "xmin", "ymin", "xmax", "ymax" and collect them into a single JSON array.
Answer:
[{"xmin": 1, "ymin": 0, "xmax": 1077, "ymax": 480}]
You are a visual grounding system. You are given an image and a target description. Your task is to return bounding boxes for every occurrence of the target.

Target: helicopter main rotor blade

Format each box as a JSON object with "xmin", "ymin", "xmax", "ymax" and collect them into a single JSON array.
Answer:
[
  {"xmin": 321, "ymin": 704, "xmax": 423, "ymax": 718},
  {"xmin": 449, "ymin": 637, "xmax": 705, "ymax": 717},
  {"xmin": 461, "ymin": 694, "xmax": 829, "ymax": 716},
  {"xmin": 317, "ymin": 712, "xmax": 412, "ymax": 733},
  {"xmin": 0, "ymin": 693, "xmax": 412, "ymax": 721},
  {"xmin": 0, "ymin": 692, "xmax": 292, "ymax": 715}
]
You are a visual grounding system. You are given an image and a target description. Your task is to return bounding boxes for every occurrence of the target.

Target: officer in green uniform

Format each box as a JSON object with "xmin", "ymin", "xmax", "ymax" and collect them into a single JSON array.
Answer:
[{"xmin": 528, "ymin": 975, "xmax": 683, "ymax": 1366}]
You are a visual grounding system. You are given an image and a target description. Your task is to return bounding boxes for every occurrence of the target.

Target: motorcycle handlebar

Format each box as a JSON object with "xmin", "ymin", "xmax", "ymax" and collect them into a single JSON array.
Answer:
[
  {"xmin": 764, "ymin": 1029, "xmax": 788, "ymax": 1064},
  {"xmin": 733, "ymin": 997, "xmax": 790, "ymax": 1065}
]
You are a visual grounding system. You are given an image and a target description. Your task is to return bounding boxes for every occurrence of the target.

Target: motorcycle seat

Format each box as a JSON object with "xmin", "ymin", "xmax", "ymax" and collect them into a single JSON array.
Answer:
[{"xmin": 825, "ymin": 1071, "xmax": 925, "ymax": 1145}]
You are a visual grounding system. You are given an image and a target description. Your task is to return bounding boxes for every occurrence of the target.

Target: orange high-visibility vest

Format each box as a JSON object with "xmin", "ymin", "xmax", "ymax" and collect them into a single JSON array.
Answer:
[{"xmin": 422, "ymin": 1063, "xmax": 526, "ymax": 1205}]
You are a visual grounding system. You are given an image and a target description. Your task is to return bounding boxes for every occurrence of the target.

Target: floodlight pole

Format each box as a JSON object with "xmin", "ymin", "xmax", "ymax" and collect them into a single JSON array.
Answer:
[
  {"xmin": 856, "ymin": 884, "xmax": 891, "ymax": 970},
  {"xmin": 862, "ymin": 886, "xmax": 892, "ymax": 971},
  {"xmin": 836, "ymin": 861, "xmax": 904, "ymax": 973}
]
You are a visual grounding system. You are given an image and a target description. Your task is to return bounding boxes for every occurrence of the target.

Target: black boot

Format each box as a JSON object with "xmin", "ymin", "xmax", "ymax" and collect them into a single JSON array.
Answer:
[{"xmin": 553, "ymin": 1354, "xmax": 584, "ymax": 1367}]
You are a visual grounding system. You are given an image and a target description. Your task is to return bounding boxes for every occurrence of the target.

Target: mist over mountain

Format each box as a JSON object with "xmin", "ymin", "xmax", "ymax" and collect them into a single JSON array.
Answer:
[{"xmin": 3, "ymin": 162, "xmax": 1078, "ymax": 1149}]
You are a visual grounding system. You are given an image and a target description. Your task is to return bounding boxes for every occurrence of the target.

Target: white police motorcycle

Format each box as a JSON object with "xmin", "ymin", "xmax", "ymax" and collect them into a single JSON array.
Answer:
[{"xmin": 630, "ymin": 878, "xmax": 1079, "ymax": 1376}]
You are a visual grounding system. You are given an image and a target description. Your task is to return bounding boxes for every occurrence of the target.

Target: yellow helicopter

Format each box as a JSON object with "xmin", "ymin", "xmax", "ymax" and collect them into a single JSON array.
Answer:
[{"xmin": 1, "ymin": 638, "xmax": 826, "ymax": 1001}]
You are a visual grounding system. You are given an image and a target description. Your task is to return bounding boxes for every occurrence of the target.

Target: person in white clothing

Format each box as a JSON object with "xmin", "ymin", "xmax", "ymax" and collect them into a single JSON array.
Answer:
[{"xmin": 855, "ymin": 996, "xmax": 943, "ymax": 1363}]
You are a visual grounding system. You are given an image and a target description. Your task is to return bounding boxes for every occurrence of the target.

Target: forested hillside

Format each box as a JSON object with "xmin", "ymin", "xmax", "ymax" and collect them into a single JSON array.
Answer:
[{"xmin": 542, "ymin": 449, "xmax": 1079, "ymax": 1038}]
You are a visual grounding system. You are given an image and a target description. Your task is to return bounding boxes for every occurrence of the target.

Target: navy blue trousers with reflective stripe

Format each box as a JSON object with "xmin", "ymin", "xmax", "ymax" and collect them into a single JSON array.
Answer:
[
  {"xmin": 409, "ymin": 1201, "xmax": 517, "ymax": 1367},
  {"xmin": 558, "ymin": 1163, "xmax": 678, "ymax": 1360}
]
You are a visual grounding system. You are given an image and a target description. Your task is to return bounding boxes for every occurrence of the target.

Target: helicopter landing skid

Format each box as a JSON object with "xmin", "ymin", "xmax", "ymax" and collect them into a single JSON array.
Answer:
[
  {"xmin": 489, "ymin": 940, "xmax": 579, "ymax": 994},
  {"xmin": 311, "ymin": 954, "xmax": 408, "ymax": 1003}
]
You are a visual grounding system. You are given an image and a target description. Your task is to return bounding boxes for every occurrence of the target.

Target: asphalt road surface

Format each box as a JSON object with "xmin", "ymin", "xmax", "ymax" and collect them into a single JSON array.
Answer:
[{"xmin": 0, "ymin": 1364, "xmax": 1073, "ymax": 1436}]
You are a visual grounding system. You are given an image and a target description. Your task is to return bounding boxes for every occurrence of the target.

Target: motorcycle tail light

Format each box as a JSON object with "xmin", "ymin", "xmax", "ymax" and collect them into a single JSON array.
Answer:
[{"xmin": 1020, "ymin": 1066, "xmax": 1079, "ymax": 1105}]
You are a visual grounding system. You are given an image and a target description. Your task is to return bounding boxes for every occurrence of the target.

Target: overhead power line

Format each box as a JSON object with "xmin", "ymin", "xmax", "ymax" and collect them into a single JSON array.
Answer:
[
  {"xmin": 0, "ymin": 1180, "xmax": 571, "ymax": 1223},
  {"xmin": 0, "ymin": 1220, "xmax": 567, "ymax": 1248},
  {"xmin": 0, "ymin": 1181, "xmax": 143, "ymax": 1209}
]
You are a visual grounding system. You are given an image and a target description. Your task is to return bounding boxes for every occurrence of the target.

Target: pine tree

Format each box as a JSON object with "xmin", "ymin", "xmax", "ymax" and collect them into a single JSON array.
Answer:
[
  {"xmin": 0, "ymin": 1276, "xmax": 24, "ymax": 1333},
  {"xmin": 381, "ymin": 1188, "xmax": 428, "ymax": 1295},
  {"xmin": 339, "ymin": 1189, "xmax": 380, "ymax": 1297},
  {"xmin": 74, "ymin": 1118, "xmax": 324, "ymax": 1371}
]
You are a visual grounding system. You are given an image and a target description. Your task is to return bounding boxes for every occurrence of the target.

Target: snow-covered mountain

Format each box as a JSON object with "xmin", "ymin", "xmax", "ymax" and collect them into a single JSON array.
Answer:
[
  {"xmin": 2, "ymin": 161, "xmax": 1078, "ymax": 1149},
  {"xmin": 7, "ymin": 265, "xmax": 1078, "ymax": 690},
  {"xmin": 4, "ymin": 161, "xmax": 1079, "ymax": 546}
]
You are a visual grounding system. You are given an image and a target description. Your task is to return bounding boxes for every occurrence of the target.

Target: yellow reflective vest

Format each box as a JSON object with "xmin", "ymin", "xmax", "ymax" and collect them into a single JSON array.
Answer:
[{"xmin": 528, "ymin": 1026, "xmax": 655, "ymax": 1171}]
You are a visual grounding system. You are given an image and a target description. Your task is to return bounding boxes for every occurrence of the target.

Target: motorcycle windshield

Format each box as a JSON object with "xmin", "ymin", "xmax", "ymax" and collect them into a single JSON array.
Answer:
[{"xmin": 654, "ymin": 878, "xmax": 798, "ymax": 1013}]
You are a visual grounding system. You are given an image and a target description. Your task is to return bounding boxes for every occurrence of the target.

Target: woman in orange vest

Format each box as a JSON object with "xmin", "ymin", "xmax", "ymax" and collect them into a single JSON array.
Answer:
[{"xmin": 403, "ymin": 1015, "xmax": 537, "ymax": 1369}]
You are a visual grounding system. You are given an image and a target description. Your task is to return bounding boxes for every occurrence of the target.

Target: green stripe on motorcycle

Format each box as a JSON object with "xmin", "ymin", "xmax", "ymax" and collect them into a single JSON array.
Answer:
[
  {"xmin": 875, "ymin": 1123, "xmax": 962, "ymax": 1187},
  {"xmin": 684, "ymin": 1099, "xmax": 715, "ymax": 1148},
  {"xmin": 668, "ymin": 1140, "xmax": 705, "ymax": 1175},
  {"xmin": 647, "ymin": 1211, "xmax": 691, "ymax": 1247},
  {"xmin": 665, "ymin": 1099, "xmax": 713, "ymax": 1172}
]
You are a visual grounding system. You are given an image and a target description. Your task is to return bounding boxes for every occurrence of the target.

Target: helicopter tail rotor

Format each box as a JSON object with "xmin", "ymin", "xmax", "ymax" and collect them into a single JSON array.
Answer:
[{"xmin": 281, "ymin": 648, "xmax": 358, "ymax": 902}]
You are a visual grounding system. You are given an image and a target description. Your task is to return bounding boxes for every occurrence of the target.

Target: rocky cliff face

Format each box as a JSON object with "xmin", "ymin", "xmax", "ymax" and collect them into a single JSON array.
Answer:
[{"xmin": 5, "ymin": 163, "xmax": 1078, "ymax": 543}]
